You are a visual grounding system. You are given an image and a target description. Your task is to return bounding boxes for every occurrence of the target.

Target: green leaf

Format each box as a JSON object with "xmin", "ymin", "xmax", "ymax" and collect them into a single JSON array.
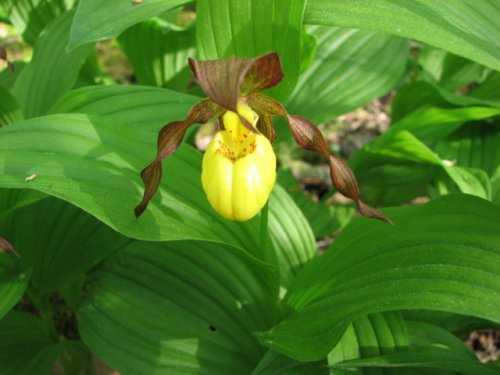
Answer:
[
  {"xmin": 50, "ymin": 84, "xmax": 200, "ymax": 128},
  {"xmin": 196, "ymin": 0, "xmax": 307, "ymax": 100},
  {"xmin": 328, "ymin": 312, "xmax": 409, "ymax": 375},
  {"xmin": 351, "ymin": 107, "xmax": 500, "ymax": 204},
  {"xmin": 4, "ymin": 0, "xmax": 75, "ymax": 45},
  {"xmin": 0, "ymin": 312, "xmax": 58, "ymax": 374},
  {"xmin": 11, "ymin": 10, "xmax": 93, "ymax": 118},
  {"xmin": 333, "ymin": 321, "xmax": 499, "ymax": 375},
  {"xmin": 268, "ymin": 184, "xmax": 316, "ymax": 288},
  {"xmin": 0, "ymin": 252, "xmax": 29, "ymax": 320},
  {"xmin": 258, "ymin": 194, "xmax": 500, "ymax": 361},
  {"xmin": 470, "ymin": 72, "xmax": 500, "ymax": 106},
  {"xmin": 391, "ymin": 81, "xmax": 499, "ymax": 122},
  {"xmin": 118, "ymin": 19, "xmax": 195, "ymax": 90},
  {"xmin": 418, "ymin": 46, "xmax": 491, "ymax": 92},
  {"xmin": 0, "ymin": 84, "xmax": 23, "ymax": 127},
  {"xmin": 436, "ymin": 122, "xmax": 500, "ymax": 177},
  {"xmin": 332, "ymin": 347, "xmax": 499, "ymax": 375},
  {"xmin": 69, "ymin": 0, "xmax": 191, "ymax": 49},
  {"xmin": 252, "ymin": 350, "xmax": 327, "ymax": 375},
  {"xmin": 78, "ymin": 240, "xmax": 278, "ymax": 374},
  {"xmin": 0, "ymin": 197, "xmax": 128, "ymax": 293},
  {"xmin": 286, "ymin": 26, "xmax": 408, "ymax": 123},
  {"xmin": 303, "ymin": 0, "xmax": 500, "ymax": 72},
  {"xmin": 0, "ymin": 113, "xmax": 265, "ymax": 254}
]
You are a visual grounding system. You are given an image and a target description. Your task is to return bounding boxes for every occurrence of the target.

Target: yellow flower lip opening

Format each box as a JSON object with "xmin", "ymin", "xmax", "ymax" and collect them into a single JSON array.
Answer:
[{"xmin": 201, "ymin": 103, "xmax": 276, "ymax": 221}]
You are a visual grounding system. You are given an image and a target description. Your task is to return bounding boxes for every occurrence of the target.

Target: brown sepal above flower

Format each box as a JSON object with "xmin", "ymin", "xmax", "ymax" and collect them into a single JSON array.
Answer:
[
  {"xmin": 136, "ymin": 52, "xmax": 391, "ymax": 224},
  {"xmin": 189, "ymin": 52, "xmax": 283, "ymax": 132}
]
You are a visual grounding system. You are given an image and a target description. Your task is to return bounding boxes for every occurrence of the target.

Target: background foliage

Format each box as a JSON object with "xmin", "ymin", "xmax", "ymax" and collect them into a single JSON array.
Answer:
[{"xmin": 0, "ymin": 0, "xmax": 499, "ymax": 374}]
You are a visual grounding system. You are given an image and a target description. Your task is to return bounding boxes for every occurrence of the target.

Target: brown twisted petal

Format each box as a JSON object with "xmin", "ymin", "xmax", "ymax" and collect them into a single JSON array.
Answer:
[
  {"xmin": 247, "ymin": 93, "xmax": 392, "ymax": 224},
  {"xmin": 0, "ymin": 236, "xmax": 20, "ymax": 257},
  {"xmin": 188, "ymin": 52, "xmax": 283, "ymax": 132},
  {"xmin": 135, "ymin": 99, "xmax": 223, "ymax": 218}
]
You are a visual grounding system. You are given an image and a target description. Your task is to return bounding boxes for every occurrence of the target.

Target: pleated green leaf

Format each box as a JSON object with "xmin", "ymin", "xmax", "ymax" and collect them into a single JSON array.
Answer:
[
  {"xmin": 0, "ymin": 312, "xmax": 59, "ymax": 374},
  {"xmin": 268, "ymin": 184, "xmax": 316, "ymax": 288},
  {"xmin": 252, "ymin": 350, "xmax": 327, "ymax": 375},
  {"xmin": 0, "ymin": 113, "xmax": 264, "ymax": 254},
  {"xmin": 50, "ymin": 84, "xmax": 199, "ymax": 128},
  {"xmin": 118, "ymin": 19, "xmax": 195, "ymax": 91},
  {"xmin": 286, "ymin": 26, "xmax": 408, "ymax": 123},
  {"xmin": 0, "ymin": 197, "xmax": 128, "ymax": 293},
  {"xmin": 303, "ymin": 0, "xmax": 500, "ymax": 72},
  {"xmin": 257, "ymin": 194, "xmax": 500, "ymax": 361},
  {"xmin": 196, "ymin": 0, "xmax": 307, "ymax": 100},
  {"xmin": 69, "ymin": 0, "xmax": 190, "ymax": 49},
  {"xmin": 333, "ymin": 321, "xmax": 498, "ymax": 375},
  {"xmin": 78, "ymin": 240, "xmax": 278, "ymax": 374},
  {"xmin": 328, "ymin": 312, "xmax": 409, "ymax": 375},
  {"xmin": 4, "ymin": 0, "xmax": 74, "ymax": 45},
  {"xmin": 0, "ymin": 85, "xmax": 23, "ymax": 127},
  {"xmin": 11, "ymin": 10, "xmax": 93, "ymax": 118}
]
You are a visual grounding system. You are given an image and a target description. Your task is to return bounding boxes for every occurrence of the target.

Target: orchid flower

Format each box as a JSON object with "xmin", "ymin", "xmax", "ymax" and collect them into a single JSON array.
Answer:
[{"xmin": 135, "ymin": 52, "xmax": 391, "ymax": 224}]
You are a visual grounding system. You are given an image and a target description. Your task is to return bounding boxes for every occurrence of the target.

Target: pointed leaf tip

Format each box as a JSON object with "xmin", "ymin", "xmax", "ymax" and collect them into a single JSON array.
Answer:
[{"xmin": 189, "ymin": 52, "xmax": 283, "ymax": 111}]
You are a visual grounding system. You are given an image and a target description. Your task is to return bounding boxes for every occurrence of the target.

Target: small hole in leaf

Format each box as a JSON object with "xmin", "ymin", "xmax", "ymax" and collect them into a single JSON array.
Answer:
[{"xmin": 209, "ymin": 325, "xmax": 216, "ymax": 332}]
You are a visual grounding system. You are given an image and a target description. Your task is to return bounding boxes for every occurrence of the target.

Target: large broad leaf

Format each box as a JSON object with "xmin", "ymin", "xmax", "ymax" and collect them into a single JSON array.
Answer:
[
  {"xmin": 68, "ymin": 0, "xmax": 190, "ymax": 49},
  {"xmin": 78, "ymin": 240, "xmax": 278, "ymax": 374},
  {"xmin": 0, "ymin": 312, "xmax": 59, "ymax": 374},
  {"xmin": 257, "ymin": 194, "xmax": 500, "ymax": 361},
  {"xmin": 268, "ymin": 184, "xmax": 316, "ymax": 288},
  {"xmin": 11, "ymin": 10, "xmax": 93, "ymax": 118},
  {"xmin": 4, "ymin": 0, "xmax": 74, "ymax": 45},
  {"xmin": 303, "ymin": 0, "xmax": 500, "ymax": 72},
  {"xmin": 0, "ymin": 113, "xmax": 264, "ymax": 254},
  {"xmin": 118, "ymin": 19, "xmax": 196, "ymax": 91},
  {"xmin": 328, "ymin": 312, "xmax": 409, "ymax": 375},
  {"xmin": 50, "ymin": 84, "xmax": 200, "ymax": 129},
  {"xmin": 333, "ymin": 321, "xmax": 499, "ymax": 375},
  {"xmin": 0, "ymin": 196, "xmax": 128, "ymax": 293},
  {"xmin": 286, "ymin": 26, "xmax": 408, "ymax": 123},
  {"xmin": 196, "ymin": 0, "xmax": 307, "ymax": 100},
  {"xmin": 0, "ymin": 85, "xmax": 23, "ymax": 127}
]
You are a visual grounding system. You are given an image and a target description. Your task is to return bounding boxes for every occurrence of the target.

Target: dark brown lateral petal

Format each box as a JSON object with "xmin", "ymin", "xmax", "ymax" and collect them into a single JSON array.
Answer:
[
  {"xmin": 0, "ymin": 236, "xmax": 20, "ymax": 257},
  {"xmin": 188, "ymin": 52, "xmax": 283, "ymax": 113},
  {"xmin": 248, "ymin": 93, "xmax": 391, "ymax": 224},
  {"xmin": 135, "ymin": 99, "xmax": 223, "ymax": 218}
]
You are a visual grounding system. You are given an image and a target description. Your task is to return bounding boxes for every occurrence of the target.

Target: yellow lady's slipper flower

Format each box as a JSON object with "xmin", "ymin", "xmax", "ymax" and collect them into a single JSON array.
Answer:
[
  {"xmin": 202, "ymin": 103, "xmax": 276, "ymax": 221},
  {"xmin": 135, "ymin": 52, "xmax": 391, "ymax": 224}
]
